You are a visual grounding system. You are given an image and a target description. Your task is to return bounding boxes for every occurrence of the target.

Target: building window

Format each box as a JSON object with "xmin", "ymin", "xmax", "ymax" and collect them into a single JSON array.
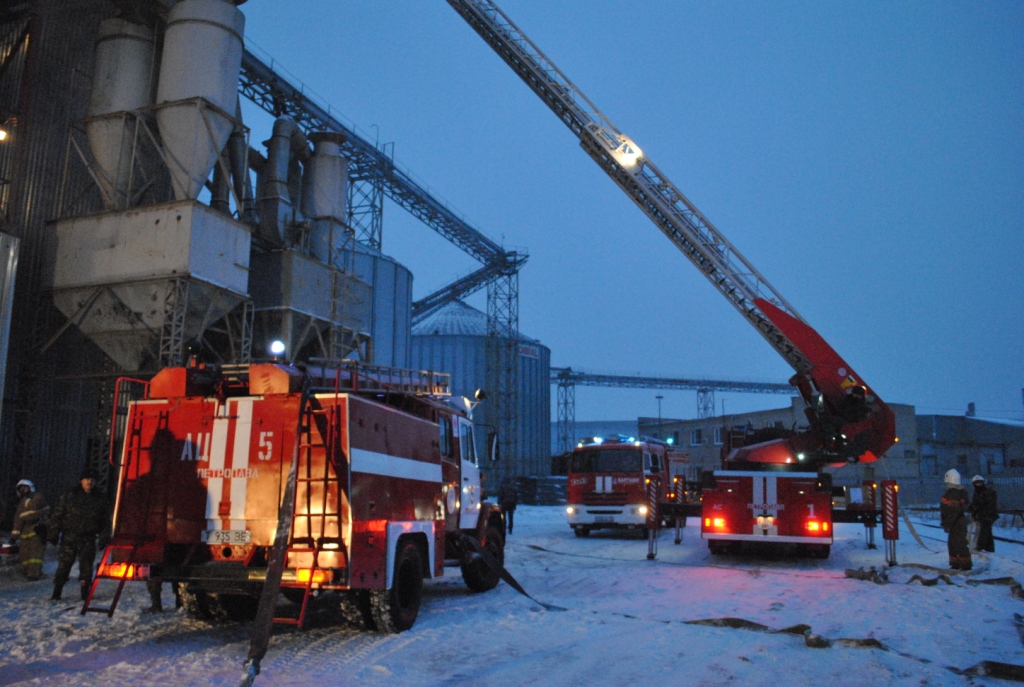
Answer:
[
  {"xmin": 690, "ymin": 428, "xmax": 705, "ymax": 446},
  {"xmin": 673, "ymin": 431, "xmax": 680, "ymax": 446},
  {"xmin": 982, "ymin": 449, "xmax": 1005, "ymax": 475},
  {"xmin": 713, "ymin": 427, "xmax": 723, "ymax": 445}
]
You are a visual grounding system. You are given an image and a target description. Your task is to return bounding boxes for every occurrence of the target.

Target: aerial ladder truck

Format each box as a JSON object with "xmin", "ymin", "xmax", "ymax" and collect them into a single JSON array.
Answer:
[{"xmin": 447, "ymin": 0, "xmax": 897, "ymax": 556}]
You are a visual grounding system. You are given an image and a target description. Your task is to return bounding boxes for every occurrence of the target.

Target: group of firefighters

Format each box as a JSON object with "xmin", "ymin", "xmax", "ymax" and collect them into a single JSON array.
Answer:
[
  {"xmin": 940, "ymin": 469, "xmax": 1000, "ymax": 571},
  {"xmin": 6, "ymin": 469, "xmax": 110, "ymax": 602},
  {"xmin": 0, "ymin": 468, "xmax": 1002, "ymax": 603}
]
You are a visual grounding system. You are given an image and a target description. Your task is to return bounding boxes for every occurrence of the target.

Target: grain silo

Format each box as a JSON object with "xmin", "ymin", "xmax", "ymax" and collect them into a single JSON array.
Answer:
[{"xmin": 411, "ymin": 300, "xmax": 550, "ymax": 482}]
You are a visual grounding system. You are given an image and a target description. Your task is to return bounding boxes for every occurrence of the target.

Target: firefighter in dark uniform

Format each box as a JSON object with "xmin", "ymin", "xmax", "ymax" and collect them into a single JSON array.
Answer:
[
  {"xmin": 10, "ymin": 479, "xmax": 49, "ymax": 580},
  {"xmin": 48, "ymin": 468, "xmax": 111, "ymax": 601},
  {"xmin": 969, "ymin": 475, "xmax": 998, "ymax": 553},
  {"xmin": 498, "ymin": 478, "xmax": 518, "ymax": 536},
  {"xmin": 939, "ymin": 469, "xmax": 971, "ymax": 571}
]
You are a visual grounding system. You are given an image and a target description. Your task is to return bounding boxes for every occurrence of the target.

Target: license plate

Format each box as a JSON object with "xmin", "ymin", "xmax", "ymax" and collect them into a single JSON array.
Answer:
[
  {"xmin": 201, "ymin": 529, "xmax": 252, "ymax": 545},
  {"xmin": 595, "ymin": 516, "xmax": 613, "ymax": 523}
]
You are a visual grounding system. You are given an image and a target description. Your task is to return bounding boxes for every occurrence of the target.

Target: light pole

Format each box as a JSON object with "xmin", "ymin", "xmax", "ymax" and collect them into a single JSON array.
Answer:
[{"xmin": 656, "ymin": 395, "xmax": 663, "ymax": 439}]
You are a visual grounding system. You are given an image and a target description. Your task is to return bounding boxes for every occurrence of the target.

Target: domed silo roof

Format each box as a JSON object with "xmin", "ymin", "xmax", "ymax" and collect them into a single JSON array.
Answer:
[{"xmin": 411, "ymin": 300, "xmax": 550, "ymax": 479}]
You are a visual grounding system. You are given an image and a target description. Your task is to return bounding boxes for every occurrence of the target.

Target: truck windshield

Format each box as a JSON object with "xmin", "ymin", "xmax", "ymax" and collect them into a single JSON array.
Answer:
[{"xmin": 569, "ymin": 448, "xmax": 642, "ymax": 473}]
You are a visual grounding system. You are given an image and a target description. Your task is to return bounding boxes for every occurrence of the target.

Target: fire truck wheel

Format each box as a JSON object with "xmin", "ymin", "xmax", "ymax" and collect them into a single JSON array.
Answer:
[
  {"xmin": 180, "ymin": 584, "xmax": 214, "ymax": 620},
  {"xmin": 208, "ymin": 593, "xmax": 259, "ymax": 622},
  {"xmin": 369, "ymin": 539, "xmax": 423, "ymax": 633},
  {"xmin": 461, "ymin": 525, "xmax": 504, "ymax": 593},
  {"xmin": 808, "ymin": 544, "xmax": 831, "ymax": 559},
  {"xmin": 573, "ymin": 527, "xmax": 590, "ymax": 538},
  {"xmin": 338, "ymin": 590, "xmax": 374, "ymax": 630}
]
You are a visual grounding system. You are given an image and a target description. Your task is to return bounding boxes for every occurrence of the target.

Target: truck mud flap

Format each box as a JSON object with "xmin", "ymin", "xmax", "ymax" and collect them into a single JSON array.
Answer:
[{"xmin": 458, "ymin": 533, "xmax": 565, "ymax": 612}]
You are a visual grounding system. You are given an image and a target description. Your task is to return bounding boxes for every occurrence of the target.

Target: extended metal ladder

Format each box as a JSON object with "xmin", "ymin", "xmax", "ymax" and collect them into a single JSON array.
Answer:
[
  {"xmin": 81, "ymin": 397, "xmax": 158, "ymax": 617},
  {"xmin": 272, "ymin": 394, "xmax": 346, "ymax": 629}
]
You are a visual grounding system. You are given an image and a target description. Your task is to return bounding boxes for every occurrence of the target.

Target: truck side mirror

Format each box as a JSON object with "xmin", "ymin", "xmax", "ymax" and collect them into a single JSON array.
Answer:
[{"xmin": 488, "ymin": 432, "xmax": 499, "ymax": 462}]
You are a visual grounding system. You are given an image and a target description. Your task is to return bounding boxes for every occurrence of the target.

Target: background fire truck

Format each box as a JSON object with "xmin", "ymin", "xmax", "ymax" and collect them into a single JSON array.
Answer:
[
  {"xmin": 565, "ymin": 435, "xmax": 695, "ymax": 537},
  {"xmin": 696, "ymin": 300, "xmax": 895, "ymax": 558},
  {"xmin": 87, "ymin": 359, "xmax": 505, "ymax": 634}
]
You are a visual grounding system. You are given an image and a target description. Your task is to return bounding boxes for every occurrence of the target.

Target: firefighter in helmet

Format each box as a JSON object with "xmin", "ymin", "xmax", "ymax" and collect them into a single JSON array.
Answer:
[
  {"xmin": 10, "ymin": 479, "xmax": 49, "ymax": 580},
  {"xmin": 48, "ymin": 468, "xmax": 111, "ymax": 601},
  {"xmin": 939, "ymin": 469, "xmax": 971, "ymax": 571}
]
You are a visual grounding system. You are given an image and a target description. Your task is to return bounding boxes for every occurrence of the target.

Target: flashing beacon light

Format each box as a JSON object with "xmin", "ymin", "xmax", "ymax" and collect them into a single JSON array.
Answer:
[{"xmin": 269, "ymin": 340, "xmax": 286, "ymax": 357}]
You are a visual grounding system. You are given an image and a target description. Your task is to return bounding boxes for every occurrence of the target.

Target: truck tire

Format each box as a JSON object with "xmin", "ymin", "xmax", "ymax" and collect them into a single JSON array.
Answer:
[
  {"xmin": 461, "ymin": 525, "xmax": 504, "ymax": 593},
  {"xmin": 369, "ymin": 539, "xmax": 423, "ymax": 633},
  {"xmin": 338, "ymin": 589, "xmax": 373, "ymax": 630},
  {"xmin": 809, "ymin": 544, "xmax": 831, "ymax": 559},
  {"xmin": 208, "ymin": 592, "xmax": 259, "ymax": 622},
  {"xmin": 573, "ymin": 527, "xmax": 590, "ymax": 537},
  {"xmin": 180, "ymin": 583, "xmax": 214, "ymax": 620}
]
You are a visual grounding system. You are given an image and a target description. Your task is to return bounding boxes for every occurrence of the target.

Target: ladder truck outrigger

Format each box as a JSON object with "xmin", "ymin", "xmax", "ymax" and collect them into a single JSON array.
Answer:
[
  {"xmin": 85, "ymin": 358, "xmax": 507, "ymax": 640},
  {"xmin": 448, "ymin": 0, "xmax": 897, "ymax": 557}
]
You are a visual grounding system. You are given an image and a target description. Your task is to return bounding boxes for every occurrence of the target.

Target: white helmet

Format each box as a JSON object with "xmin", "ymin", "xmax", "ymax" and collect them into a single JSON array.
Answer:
[
  {"xmin": 15, "ymin": 479, "xmax": 34, "ymax": 492},
  {"xmin": 971, "ymin": 475, "xmax": 985, "ymax": 484},
  {"xmin": 944, "ymin": 469, "xmax": 961, "ymax": 485}
]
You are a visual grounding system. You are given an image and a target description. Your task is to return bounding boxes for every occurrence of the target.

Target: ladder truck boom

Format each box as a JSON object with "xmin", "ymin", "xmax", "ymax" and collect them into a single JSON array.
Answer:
[{"xmin": 448, "ymin": 0, "xmax": 895, "ymax": 468}]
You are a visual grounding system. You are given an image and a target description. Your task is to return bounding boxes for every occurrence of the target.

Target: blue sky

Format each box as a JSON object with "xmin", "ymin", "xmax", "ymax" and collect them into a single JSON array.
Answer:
[{"xmin": 241, "ymin": 2, "xmax": 1023, "ymax": 423}]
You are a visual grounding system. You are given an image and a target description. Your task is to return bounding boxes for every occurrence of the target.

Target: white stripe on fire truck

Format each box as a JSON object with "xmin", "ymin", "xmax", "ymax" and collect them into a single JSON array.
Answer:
[
  {"xmin": 228, "ymin": 399, "xmax": 253, "ymax": 530},
  {"xmin": 350, "ymin": 448, "xmax": 441, "ymax": 483},
  {"xmin": 206, "ymin": 401, "xmax": 231, "ymax": 528}
]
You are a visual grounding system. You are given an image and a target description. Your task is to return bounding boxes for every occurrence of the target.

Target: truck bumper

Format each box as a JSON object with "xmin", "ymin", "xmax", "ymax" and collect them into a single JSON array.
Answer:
[{"xmin": 566, "ymin": 504, "xmax": 647, "ymax": 529}]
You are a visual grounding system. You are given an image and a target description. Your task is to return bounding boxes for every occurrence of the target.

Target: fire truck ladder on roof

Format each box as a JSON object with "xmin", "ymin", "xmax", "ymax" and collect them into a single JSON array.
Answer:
[
  {"xmin": 447, "ymin": 0, "xmax": 812, "ymax": 375},
  {"xmin": 274, "ymin": 394, "xmax": 345, "ymax": 629}
]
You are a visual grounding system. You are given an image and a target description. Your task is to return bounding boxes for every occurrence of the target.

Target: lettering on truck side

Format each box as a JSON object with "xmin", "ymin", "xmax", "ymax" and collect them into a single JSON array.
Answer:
[{"xmin": 196, "ymin": 468, "xmax": 260, "ymax": 480}]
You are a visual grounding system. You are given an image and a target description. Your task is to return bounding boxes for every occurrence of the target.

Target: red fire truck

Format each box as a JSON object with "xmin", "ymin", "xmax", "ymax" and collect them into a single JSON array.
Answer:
[
  {"xmin": 565, "ymin": 435, "xmax": 694, "ymax": 537},
  {"xmin": 85, "ymin": 359, "xmax": 505, "ymax": 633},
  {"xmin": 698, "ymin": 301, "xmax": 895, "ymax": 557}
]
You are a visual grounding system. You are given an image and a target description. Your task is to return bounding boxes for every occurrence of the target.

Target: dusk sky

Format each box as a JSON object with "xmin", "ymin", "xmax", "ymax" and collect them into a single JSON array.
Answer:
[{"xmin": 241, "ymin": 2, "xmax": 1023, "ymax": 424}]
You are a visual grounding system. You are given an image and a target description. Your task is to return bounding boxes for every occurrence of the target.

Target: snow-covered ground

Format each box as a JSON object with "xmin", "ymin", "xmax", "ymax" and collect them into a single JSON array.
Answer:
[{"xmin": 2, "ymin": 507, "xmax": 1022, "ymax": 687}]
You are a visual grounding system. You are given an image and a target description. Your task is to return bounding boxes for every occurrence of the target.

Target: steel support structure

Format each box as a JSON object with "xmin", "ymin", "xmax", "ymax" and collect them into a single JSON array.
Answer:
[
  {"xmin": 238, "ymin": 49, "xmax": 527, "ymax": 470},
  {"xmin": 555, "ymin": 371, "xmax": 576, "ymax": 455},
  {"xmin": 550, "ymin": 367, "xmax": 795, "ymax": 453},
  {"xmin": 486, "ymin": 263, "xmax": 519, "ymax": 479}
]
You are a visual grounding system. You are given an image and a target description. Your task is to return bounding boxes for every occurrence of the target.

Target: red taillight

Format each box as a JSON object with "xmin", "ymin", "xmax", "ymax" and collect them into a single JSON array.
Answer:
[
  {"xmin": 704, "ymin": 517, "xmax": 727, "ymax": 529},
  {"xmin": 806, "ymin": 520, "xmax": 830, "ymax": 533},
  {"xmin": 98, "ymin": 562, "xmax": 150, "ymax": 580},
  {"xmin": 295, "ymin": 568, "xmax": 331, "ymax": 584}
]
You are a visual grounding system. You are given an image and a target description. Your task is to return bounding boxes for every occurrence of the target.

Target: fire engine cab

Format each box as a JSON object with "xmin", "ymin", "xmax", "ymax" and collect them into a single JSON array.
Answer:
[
  {"xmin": 565, "ymin": 435, "xmax": 692, "ymax": 537},
  {"xmin": 86, "ymin": 359, "xmax": 506, "ymax": 633}
]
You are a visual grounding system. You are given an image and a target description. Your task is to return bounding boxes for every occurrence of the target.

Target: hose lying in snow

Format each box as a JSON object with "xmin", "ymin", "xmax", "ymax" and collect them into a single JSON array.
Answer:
[
  {"xmin": 681, "ymin": 615, "xmax": 1024, "ymax": 681},
  {"xmin": 458, "ymin": 533, "xmax": 566, "ymax": 611}
]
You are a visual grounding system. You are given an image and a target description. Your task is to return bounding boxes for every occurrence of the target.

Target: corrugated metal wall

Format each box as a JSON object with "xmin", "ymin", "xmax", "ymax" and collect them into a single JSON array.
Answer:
[
  {"xmin": 0, "ymin": 1, "xmax": 119, "ymax": 517},
  {"xmin": 411, "ymin": 302, "xmax": 551, "ymax": 482}
]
